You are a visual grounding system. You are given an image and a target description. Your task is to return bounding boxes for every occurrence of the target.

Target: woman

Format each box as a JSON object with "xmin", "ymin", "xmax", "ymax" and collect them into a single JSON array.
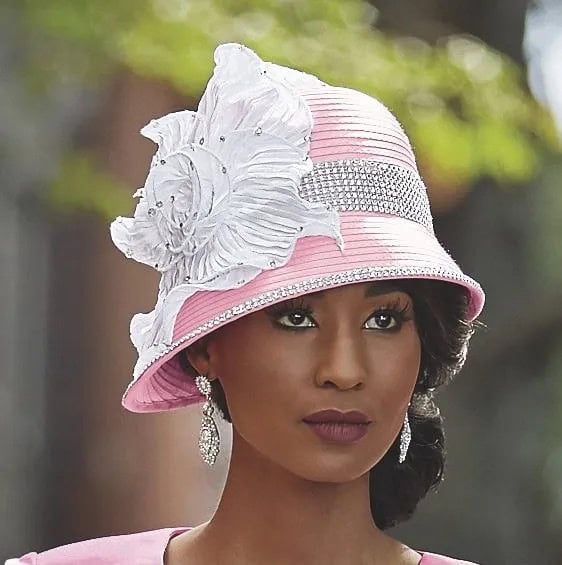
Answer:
[{"xmin": 9, "ymin": 43, "xmax": 485, "ymax": 564}]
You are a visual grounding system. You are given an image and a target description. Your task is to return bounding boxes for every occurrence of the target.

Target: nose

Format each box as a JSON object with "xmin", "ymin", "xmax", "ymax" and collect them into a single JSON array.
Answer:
[{"xmin": 314, "ymin": 328, "xmax": 367, "ymax": 391}]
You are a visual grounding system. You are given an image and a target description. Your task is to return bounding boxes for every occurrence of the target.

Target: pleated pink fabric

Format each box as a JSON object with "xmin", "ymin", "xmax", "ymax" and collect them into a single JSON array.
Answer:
[
  {"xmin": 121, "ymin": 83, "xmax": 484, "ymax": 413},
  {"xmin": 301, "ymin": 87, "xmax": 418, "ymax": 171}
]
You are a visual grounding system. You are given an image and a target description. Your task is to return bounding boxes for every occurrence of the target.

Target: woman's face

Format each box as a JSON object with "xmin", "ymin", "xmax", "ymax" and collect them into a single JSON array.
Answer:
[{"xmin": 188, "ymin": 280, "xmax": 421, "ymax": 483}]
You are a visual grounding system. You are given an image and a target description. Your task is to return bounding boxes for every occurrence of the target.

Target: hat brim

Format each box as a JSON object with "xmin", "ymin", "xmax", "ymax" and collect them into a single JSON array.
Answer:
[{"xmin": 122, "ymin": 211, "xmax": 484, "ymax": 413}]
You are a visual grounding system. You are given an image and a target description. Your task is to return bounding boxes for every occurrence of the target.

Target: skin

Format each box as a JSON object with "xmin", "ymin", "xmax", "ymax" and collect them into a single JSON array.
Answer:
[{"xmin": 166, "ymin": 280, "xmax": 423, "ymax": 565}]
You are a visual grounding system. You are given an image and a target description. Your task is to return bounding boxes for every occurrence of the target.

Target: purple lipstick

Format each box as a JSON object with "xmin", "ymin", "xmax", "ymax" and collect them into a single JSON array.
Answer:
[{"xmin": 303, "ymin": 409, "xmax": 371, "ymax": 443}]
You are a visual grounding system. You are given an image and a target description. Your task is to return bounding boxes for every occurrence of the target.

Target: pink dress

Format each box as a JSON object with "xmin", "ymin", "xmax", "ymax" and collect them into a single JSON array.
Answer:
[{"xmin": 6, "ymin": 528, "xmax": 479, "ymax": 564}]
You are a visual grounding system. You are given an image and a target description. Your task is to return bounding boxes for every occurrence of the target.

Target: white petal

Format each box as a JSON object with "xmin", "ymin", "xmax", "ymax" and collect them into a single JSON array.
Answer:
[{"xmin": 117, "ymin": 43, "xmax": 343, "ymax": 361}]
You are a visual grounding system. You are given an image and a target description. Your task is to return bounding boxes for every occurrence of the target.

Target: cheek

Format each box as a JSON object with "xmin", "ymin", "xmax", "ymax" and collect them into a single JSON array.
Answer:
[
  {"xmin": 210, "ymin": 320, "xmax": 309, "ymax": 423},
  {"xmin": 365, "ymin": 328, "xmax": 421, "ymax": 405}
]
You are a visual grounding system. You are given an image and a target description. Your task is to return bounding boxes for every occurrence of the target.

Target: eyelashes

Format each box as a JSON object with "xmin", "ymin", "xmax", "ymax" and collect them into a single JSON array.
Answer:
[
  {"xmin": 364, "ymin": 298, "xmax": 412, "ymax": 331},
  {"xmin": 376, "ymin": 296, "xmax": 412, "ymax": 322},
  {"xmin": 267, "ymin": 298, "xmax": 315, "ymax": 330},
  {"xmin": 267, "ymin": 297, "xmax": 313, "ymax": 318},
  {"xmin": 266, "ymin": 296, "xmax": 413, "ymax": 331}
]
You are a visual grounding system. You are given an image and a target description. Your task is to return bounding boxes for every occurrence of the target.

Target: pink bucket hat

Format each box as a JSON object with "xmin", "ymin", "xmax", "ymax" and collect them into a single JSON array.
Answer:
[{"xmin": 111, "ymin": 43, "xmax": 485, "ymax": 413}]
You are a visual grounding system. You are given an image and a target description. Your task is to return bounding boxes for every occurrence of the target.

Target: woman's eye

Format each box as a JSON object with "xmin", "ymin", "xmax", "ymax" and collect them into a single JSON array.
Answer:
[
  {"xmin": 364, "ymin": 311, "xmax": 400, "ymax": 330},
  {"xmin": 277, "ymin": 311, "xmax": 315, "ymax": 328}
]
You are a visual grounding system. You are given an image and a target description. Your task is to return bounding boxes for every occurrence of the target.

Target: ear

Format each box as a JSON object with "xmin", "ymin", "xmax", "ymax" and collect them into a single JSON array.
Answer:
[{"xmin": 185, "ymin": 336, "xmax": 217, "ymax": 381}]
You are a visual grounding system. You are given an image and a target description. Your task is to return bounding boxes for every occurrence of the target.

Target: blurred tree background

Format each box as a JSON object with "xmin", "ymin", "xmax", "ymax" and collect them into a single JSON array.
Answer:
[{"xmin": 1, "ymin": 0, "xmax": 562, "ymax": 563}]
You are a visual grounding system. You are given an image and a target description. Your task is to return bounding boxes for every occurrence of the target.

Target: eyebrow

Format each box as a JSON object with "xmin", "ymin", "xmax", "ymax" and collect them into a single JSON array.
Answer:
[{"xmin": 364, "ymin": 281, "xmax": 409, "ymax": 298}]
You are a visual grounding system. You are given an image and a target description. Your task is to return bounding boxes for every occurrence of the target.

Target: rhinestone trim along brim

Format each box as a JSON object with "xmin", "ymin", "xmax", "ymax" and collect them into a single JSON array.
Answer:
[
  {"xmin": 299, "ymin": 160, "xmax": 433, "ymax": 233},
  {"xmin": 125, "ymin": 264, "xmax": 482, "ymax": 399}
]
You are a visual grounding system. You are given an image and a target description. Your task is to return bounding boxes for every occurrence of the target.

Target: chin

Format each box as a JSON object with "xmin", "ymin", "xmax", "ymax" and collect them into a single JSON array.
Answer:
[{"xmin": 287, "ymin": 452, "xmax": 379, "ymax": 484}]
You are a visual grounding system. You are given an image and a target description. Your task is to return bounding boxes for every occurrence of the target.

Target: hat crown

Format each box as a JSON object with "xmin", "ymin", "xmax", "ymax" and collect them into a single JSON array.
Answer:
[
  {"xmin": 295, "ymin": 86, "xmax": 433, "ymax": 232},
  {"xmin": 302, "ymin": 86, "xmax": 417, "ymax": 171}
]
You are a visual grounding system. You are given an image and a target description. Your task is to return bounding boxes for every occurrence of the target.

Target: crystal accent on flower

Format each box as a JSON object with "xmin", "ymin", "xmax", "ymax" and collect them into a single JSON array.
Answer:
[
  {"xmin": 299, "ymin": 160, "xmax": 434, "ymax": 233},
  {"xmin": 110, "ymin": 43, "xmax": 341, "ymax": 374}
]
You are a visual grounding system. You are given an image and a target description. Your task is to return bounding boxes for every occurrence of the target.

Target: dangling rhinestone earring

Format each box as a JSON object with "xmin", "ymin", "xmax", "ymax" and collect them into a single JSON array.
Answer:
[
  {"xmin": 195, "ymin": 375, "xmax": 220, "ymax": 466},
  {"xmin": 399, "ymin": 404, "xmax": 412, "ymax": 464}
]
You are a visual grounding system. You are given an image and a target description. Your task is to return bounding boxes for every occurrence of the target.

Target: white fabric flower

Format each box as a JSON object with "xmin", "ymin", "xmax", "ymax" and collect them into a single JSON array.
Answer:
[{"xmin": 110, "ymin": 43, "xmax": 342, "ymax": 376}]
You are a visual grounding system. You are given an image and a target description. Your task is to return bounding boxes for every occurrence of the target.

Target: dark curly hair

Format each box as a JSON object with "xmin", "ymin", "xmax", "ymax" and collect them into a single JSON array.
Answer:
[
  {"xmin": 367, "ymin": 279, "xmax": 476, "ymax": 529},
  {"xmin": 179, "ymin": 279, "xmax": 477, "ymax": 530}
]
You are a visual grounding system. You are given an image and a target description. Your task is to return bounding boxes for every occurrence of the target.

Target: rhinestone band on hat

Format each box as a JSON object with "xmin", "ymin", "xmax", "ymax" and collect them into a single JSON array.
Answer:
[
  {"xmin": 299, "ymin": 160, "xmax": 434, "ymax": 233},
  {"xmin": 126, "ymin": 263, "xmax": 482, "ymax": 398}
]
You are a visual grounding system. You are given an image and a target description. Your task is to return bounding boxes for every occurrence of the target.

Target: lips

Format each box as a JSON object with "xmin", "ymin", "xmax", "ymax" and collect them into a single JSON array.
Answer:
[
  {"xmin": 302, "ymin": 409, "xmax": 371, "ymax": 424},
  {"xmin": 302, "ymin": 409, "xmax": 372, "ymax": 443}
]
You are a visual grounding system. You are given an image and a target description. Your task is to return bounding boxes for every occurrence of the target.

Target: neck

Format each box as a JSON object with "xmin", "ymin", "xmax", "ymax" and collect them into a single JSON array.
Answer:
[{"xmin": 189, "ymin": 429, "xmax": 411, "ymax": 565}]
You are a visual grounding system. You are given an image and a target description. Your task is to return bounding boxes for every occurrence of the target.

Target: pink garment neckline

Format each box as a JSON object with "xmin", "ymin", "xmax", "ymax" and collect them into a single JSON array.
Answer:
[{"xmin": 164, "ymin": 528, "xmax": 433, "ymax": 564}]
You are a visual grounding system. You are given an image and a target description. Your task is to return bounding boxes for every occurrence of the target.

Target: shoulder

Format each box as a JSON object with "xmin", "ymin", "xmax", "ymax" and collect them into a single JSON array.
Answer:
[
  {"xmin": 5, "ymin": 527, "xmax": 189, "ymax": 565},
  {"xmin": 420, "ymin": 552, "xmax": 479, "ymax": 565}
]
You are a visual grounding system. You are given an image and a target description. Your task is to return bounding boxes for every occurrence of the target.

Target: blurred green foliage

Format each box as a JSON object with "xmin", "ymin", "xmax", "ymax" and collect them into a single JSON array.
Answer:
[
  {"xmin": 20, "ymin": 0, "xmax": 559, "ymax": 217},
  {"xmin": 529, "ymin": 161, "xmax": 562, "ymax": 291},
  {"xmin": 47, "ymin": 151, "xmax": 131, "ymax": 220}
]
